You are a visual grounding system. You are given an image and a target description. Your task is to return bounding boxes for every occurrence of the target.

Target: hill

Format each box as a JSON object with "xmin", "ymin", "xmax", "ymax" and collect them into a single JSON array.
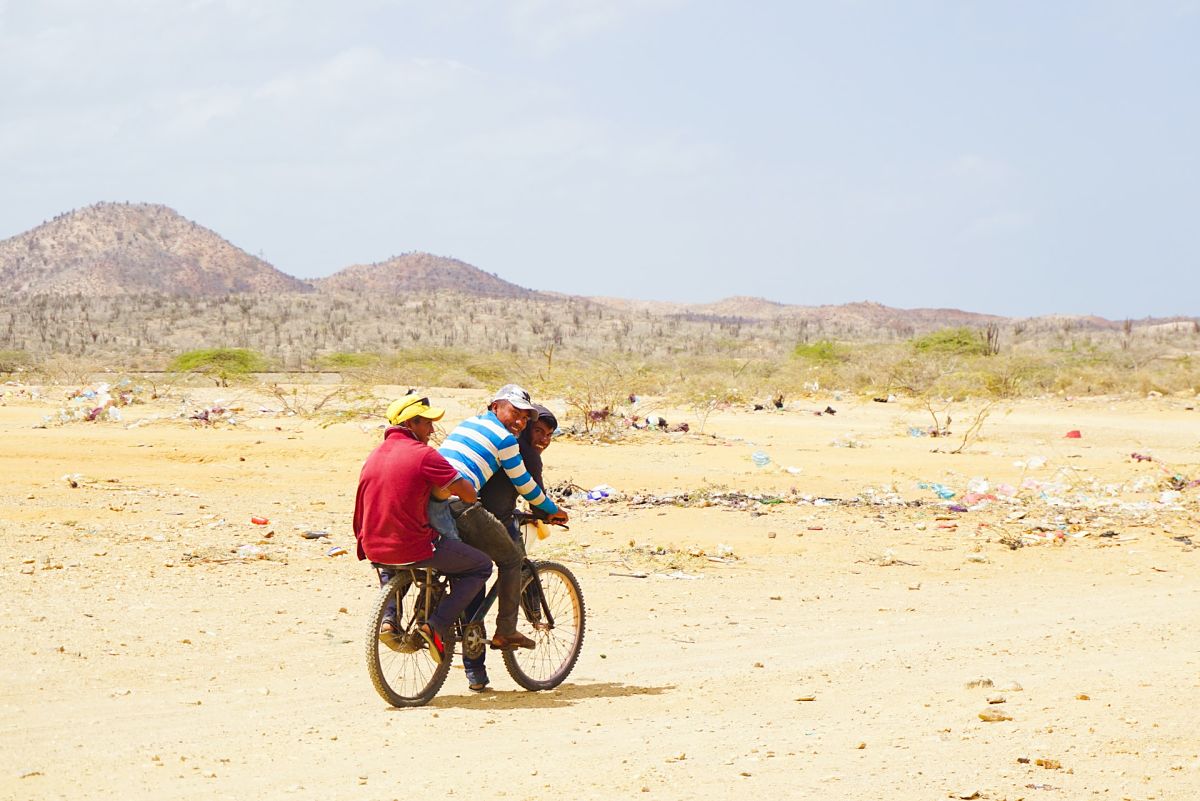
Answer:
[
  {"xmin": 313, "ymin": 252, "xmax": 536, "ymax": 299},
  {"xmin": 0, "ymin": 203, "xmax": 313, "ymax": 297}
]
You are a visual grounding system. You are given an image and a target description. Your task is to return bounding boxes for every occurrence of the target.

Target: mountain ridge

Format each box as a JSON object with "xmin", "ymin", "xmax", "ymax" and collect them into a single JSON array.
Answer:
[
  {"xmin": 0, "ymin": 202, "xmax": 313, "ymax": 296},
  {"xmin": 0, "ymin": 203, "xmax": 1191, "ymax": 332}
]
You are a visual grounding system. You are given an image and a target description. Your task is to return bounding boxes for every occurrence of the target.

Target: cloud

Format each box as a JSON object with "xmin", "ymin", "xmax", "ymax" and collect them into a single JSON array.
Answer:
[{"xmin": 506, "ymin": 0, "xmax": 685, "ymax": 53}]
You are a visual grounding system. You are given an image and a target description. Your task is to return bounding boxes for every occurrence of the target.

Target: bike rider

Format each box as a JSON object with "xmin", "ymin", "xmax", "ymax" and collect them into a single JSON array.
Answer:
[
  {"xmin": 462, "ymin": 402, "xmax": 560, "ymax": 691},
  {"xmin": 353, "ymin": 394, "xmax": 492, "ymax": 662},
  {"xmin": 430, "ymin": 385, "xmax": 568, "ymax": 652}
]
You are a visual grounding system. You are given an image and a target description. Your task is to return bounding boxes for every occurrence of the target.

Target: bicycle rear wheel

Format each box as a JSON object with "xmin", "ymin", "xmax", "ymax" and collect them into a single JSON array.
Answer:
[
  {"xmin": 366, "ymin": 571, "xmax": 454, "ymax": 707},
  {"xmin": 503, "ymin": 560, "xmax": 585, "ymax": 691}
]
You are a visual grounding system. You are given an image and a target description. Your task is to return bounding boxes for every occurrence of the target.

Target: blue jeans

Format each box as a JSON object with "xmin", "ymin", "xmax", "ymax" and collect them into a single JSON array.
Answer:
[{"xmin": 427, "ymin": 498, "xmax": 458, "ymax": 540}]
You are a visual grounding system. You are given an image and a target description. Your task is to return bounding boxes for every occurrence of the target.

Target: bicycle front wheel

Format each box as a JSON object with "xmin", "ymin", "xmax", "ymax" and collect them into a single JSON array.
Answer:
[
  {"xmin": 366, "ymin": 571, "xmax": 454, "ymax": 707},
  {"xmin": 503, "ymin": 560, "xmax": 585, "ymax": 691}
]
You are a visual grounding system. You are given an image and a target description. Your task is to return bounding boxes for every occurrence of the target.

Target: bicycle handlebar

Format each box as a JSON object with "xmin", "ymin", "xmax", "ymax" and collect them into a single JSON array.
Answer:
[{"xmin": 513, "ymin": 511, "xmax": 569, "ymax": 532}]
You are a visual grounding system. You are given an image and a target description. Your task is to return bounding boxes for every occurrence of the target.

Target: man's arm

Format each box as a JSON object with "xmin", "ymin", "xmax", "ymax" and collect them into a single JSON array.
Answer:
[{"xmin": 431, "ymin": 475, "xmax": 477, "ymax": 503}]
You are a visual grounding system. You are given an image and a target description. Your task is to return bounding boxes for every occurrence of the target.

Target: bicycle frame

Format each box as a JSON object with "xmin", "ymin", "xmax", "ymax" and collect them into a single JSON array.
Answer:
[{"xmin": 377, "ymin": 553, "xmax": 556, "ymax": 638}]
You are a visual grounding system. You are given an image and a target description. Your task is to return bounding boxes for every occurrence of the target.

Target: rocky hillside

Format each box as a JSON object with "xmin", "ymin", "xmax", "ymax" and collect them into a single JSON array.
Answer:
[
  {"xmin": 313, "ymin": 252, "xmax": 536, "ymax": 299},
  {"xmin": 0, "ymin": 203, "xmax": 313, "ymax": 297}
]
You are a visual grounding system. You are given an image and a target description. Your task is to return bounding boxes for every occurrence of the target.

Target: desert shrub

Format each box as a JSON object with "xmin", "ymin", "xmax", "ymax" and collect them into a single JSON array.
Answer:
[
  {"xmin": 0, "ymin": 349, "xmax": 32, "ymax": 373},
  {"xmin": 169, "ymin": 347, "xmax": 268, "ymax": 386},
  {"xmin": 317, "ymin": 351, "xmax": 380, "ymax": 370},
  {"xmin": 793, "ymin": 339, "xmax": 843, "ymax": 363},
  {"xmin": 911, "ymin": 327, "xmax": 989, "ymax": 356},
  {"xmin": 977, "ymin": 355, "xmax": 1057, "ymax": 398}
]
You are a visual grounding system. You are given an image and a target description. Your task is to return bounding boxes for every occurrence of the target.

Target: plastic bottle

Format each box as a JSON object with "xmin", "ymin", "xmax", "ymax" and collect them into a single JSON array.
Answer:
[
  {"xmin": 751, "ymin": 450, "xmax": 771, "ymax": 467},
  {"xmin": 535, "ymin": 520, "xmax": 550, "ymax": 540}
]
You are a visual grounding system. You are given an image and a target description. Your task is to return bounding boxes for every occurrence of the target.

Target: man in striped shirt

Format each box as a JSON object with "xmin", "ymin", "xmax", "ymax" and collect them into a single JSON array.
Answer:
[{"xmin": 435, "ymin": 384, "xmax": 568, "ymax": 650}]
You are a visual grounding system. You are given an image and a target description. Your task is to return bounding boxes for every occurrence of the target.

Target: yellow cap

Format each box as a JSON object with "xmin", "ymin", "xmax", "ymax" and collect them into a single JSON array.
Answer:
[{"xmin": 386, "ymin": 395, "xmax": 445, "ymax": 426}]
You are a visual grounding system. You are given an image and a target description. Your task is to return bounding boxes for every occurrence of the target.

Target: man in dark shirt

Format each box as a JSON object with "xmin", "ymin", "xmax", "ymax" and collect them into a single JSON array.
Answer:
[{"xmin": 464, "ymin": 404, "xmax": 558, "ymax": 690}]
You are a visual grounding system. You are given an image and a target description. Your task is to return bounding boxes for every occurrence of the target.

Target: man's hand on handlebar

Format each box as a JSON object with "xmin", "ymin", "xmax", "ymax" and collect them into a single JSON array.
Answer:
[{"xmin": 547, "ymin": 509, "xmax": 569, "ymax": 525}]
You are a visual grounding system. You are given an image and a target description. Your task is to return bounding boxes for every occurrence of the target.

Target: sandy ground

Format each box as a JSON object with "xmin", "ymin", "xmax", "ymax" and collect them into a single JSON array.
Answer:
[{"xmin": 2, "ymin": 383, "xmax": 1199, "ymax": 801}]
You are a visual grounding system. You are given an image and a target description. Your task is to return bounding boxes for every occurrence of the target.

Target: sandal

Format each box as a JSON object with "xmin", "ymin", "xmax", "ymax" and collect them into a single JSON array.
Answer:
[{"xmin": 379, "ymin": 620, "xmax": 410, "ymax": 653}]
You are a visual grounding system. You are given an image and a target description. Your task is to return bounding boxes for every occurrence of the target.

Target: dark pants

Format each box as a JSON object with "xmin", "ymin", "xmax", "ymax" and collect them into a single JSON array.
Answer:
[
  {"xmin": 463, "ymin": 518, "xmax": 522, "ymax": 678},
  {"xmin": 451, "ymin": 501, "xmax": 525, "ymax": 636},
  {"xmin": 377, "ymin": 537, "xmax": 492, "ymax": 636}
]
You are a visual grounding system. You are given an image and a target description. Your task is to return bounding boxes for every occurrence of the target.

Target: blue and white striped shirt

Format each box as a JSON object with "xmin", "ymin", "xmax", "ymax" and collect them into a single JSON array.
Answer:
[{"xmin": 438, "ymin": 411, "xmax": 560, "ymax": 515}]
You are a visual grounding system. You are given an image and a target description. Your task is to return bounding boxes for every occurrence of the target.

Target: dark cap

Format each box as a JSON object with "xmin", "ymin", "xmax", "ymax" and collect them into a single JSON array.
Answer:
[{"xmin": 531, "ymin": 404, "xmax": 558, "ymax": 431}]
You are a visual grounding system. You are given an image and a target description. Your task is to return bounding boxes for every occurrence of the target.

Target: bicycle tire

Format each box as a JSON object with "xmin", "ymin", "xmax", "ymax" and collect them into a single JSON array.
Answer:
[
  {"xmin": 366, "ymin": 571, "xmax": 454, "ymax": 707},
  {"xmin": 502, "ymin": 560, "xmax": 585, "ymax": 691}
]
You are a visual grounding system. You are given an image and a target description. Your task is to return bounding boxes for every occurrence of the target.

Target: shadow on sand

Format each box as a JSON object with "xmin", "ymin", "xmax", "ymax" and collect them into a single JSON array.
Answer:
[{"xmin": 415, "ymin": 681, "xmax": 674, "ymax": 711}]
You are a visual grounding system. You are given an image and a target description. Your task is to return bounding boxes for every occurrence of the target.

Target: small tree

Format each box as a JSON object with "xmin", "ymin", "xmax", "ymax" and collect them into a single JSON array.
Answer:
[{"xmin": 169, "ymin": 347, "xmax": 267, "ymax": 386}]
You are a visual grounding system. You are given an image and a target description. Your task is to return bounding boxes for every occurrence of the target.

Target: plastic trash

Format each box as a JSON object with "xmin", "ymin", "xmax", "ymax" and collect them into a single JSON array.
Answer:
[
  {"xmin": 1026, "ymin": 456, "xmax": 1047, "ymax": 470},
  {"xmin": 966, "ymin": 477, "xmax": 989, "ymax": 494},
  {"xmin": 1064, "ymin": 430, "xmax": 1082, "ymax": 439},
  {"xmin": 237, "ymin": 544, "xmax": 264, "ymax": 559},
  {"xmin": 907, "ymin": 427, "xmax": 928, "ymax": 437},
  {"xmin": 751, "ymin": 450, "xmax": 771, "ymax": 467},
  {"xmin": 586, "ymin": 484, "xmax": 616, "ymax": 501},
  {"xmin": 326, "ymin": 545, "xmax": 348, "ymax": 557},
  {"xmin": 250, "ymin": 516, "xmax": 270, "ymax": 525},
  {"xmin": 302, "ymin": 530, "xmax": 329, "ymax": 539},
  {"xmin": 917, "ymin": 481, "xmax": 956, "ymax": 500},
  {"xmin": 785, "ymin": 466, "xmax": 802, "ymax": 475}
]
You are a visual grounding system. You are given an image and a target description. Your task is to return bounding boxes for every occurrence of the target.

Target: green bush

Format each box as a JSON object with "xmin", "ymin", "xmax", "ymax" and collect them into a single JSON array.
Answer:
[
  {"xmin": 169, "ymin": 348, "xmax": 268, "ymax": 386},
  {"xmin": 793, "ymin": 340, "xmax": 842, "ymax": 363},
  {"xmin": 0, "ymin": 349, "xmax": 32, "ymax": 373},
  {"xmin": 317, "ymin": 351, "xmax": 380, "ymax": 370},
  {"xmin": 910, "ymin": 327, "xmax": 988, "ymax": 356}
]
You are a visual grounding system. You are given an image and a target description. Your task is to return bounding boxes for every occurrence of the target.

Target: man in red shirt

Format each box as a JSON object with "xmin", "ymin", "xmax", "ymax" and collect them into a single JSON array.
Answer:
[{"xmin": 353, "ymin": 394, "xmax": 492, "ymax": 660}]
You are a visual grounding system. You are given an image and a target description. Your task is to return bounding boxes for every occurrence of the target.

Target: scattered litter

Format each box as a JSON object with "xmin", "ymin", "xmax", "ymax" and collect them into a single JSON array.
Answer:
[
  {"xmin": 1064, "ymin": 430, "xmax": 1082, "ymax": 439},
  {"xmin": 1131, "ymin": 452, "xmax": 1153, "ymax": 462},
  {"xmin": 751, "ymin": 450, "xmax": 771, "ymax": 467},
  {"xmin": 326, "ymin": 545, "xmax": 348, "ymax": 557},
  {"xmin": 302, "ymin": 530, "xmax": 330, "ymax": 539},
  {"xmin": 830, "ymin": 434, "xmax": 865, "ymax": 448},
  {"xmin": 917, "ymin": 482, "xmax": 956, "ymax": 500},
  {"xmin": 42, "ymin": 380, "xmax": 145, "ymax": 426},
  {"xmin": 236, "ymin": 544, "xmax": 265, "ymax": 559},
  {"xmin": 586, "ymin": 484, "xmax": 618, "ymax": 501},
  {"xmin": 250, "ymin": 516, "xmax": 269, "ymax": 526},
  {"xmin": 609, "ymin": 571, "xmax": 649, "ymax": 579},
  {"xmin": 654, "ymin": 571, "xmax": 702, "ymax": 580}
]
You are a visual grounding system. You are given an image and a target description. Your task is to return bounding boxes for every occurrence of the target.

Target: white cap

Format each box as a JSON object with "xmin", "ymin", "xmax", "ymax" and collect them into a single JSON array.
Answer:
[{"xmin": 492, "ymin": 383, "xmax": 534, "ymax": 411}]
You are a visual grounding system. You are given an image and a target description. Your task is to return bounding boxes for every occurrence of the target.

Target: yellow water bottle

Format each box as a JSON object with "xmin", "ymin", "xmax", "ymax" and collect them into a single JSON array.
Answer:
[{"xmin": 535, "ymin": 520, "xmax": 549, "ymax": 540}]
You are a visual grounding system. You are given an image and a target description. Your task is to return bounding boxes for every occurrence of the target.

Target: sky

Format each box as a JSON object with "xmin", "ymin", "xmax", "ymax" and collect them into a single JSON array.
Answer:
[{"xmin": 1, "ymin": 0, "xmax": 1197, "ymax": 319}]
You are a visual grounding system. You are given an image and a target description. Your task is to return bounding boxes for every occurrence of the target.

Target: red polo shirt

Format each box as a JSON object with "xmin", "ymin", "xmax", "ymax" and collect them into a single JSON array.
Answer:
[{"xmin": 353, "ymin": 426, "xmax": 461, "ymax": 564}]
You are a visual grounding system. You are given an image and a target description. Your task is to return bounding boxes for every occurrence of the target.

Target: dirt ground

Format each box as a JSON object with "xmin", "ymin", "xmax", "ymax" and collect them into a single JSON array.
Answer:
[{"xmin": 2, "ymin": 383, "xmax": 1199, "ymax": 801}]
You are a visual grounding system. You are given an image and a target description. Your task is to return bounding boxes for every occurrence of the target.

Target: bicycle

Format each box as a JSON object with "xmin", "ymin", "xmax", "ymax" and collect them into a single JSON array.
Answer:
[{"xmin": 365, "ymin": 513, "xmax": 586, "ymax": 707}]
